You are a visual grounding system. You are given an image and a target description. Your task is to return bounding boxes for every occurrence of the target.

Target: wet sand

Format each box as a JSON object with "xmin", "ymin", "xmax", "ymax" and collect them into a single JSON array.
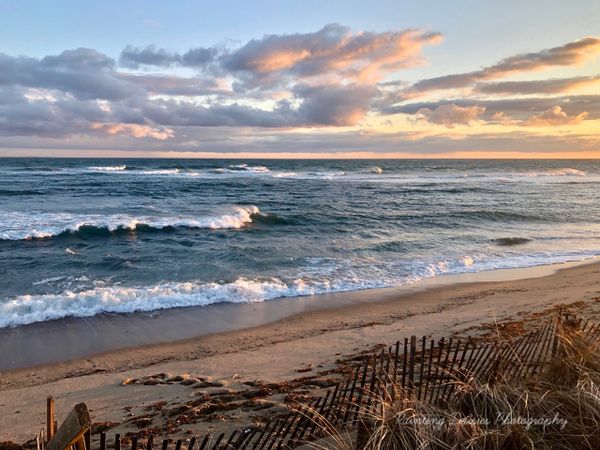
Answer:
[{"xmin": 1, "ymin": 259, "xmax": 600, "ymax": 442}]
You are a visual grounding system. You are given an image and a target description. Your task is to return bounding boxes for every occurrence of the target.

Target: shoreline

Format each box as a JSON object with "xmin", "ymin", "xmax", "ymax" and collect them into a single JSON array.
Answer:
[
  {"xmin": 0, "ymin": 258, "xmax": 596, "ymax": 372},
  {"xmin": 1, "ymin": 259, "xmax": 600, "ymax": 442}
]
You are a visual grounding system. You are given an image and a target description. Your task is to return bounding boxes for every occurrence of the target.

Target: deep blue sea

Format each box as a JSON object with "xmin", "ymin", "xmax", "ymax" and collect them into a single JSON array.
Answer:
[{"xmin": 1, "ymin": 158, "xmax": 600, "ymax": 328}]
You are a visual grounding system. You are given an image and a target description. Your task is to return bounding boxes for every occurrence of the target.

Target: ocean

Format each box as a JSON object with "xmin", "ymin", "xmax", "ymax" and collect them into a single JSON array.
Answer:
[{"xmin": 1, "ymin": 158, "xmax": 599, "ymax": 328}]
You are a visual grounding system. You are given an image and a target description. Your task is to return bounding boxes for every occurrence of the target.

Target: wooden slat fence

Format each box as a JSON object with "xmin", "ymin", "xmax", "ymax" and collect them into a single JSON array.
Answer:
[{"xmin": 40, "ymin": 313, "xmax": 600, "ymax": 450}]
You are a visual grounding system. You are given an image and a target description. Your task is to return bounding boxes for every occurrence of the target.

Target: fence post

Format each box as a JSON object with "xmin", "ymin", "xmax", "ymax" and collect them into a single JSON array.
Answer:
[{"xmin": 47, "ymin": 396, "xmax": 55, "ymax": 443}]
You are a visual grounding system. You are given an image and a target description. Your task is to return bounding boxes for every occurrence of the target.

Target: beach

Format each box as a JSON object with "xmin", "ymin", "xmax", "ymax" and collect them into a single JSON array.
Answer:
[
  {"xmin": 2, "ymin": 7, "xmax": 600, "ymax": 448},
  {"xmin": 2, "ymin": 259, "xmax": 600, "ymax": 443}
]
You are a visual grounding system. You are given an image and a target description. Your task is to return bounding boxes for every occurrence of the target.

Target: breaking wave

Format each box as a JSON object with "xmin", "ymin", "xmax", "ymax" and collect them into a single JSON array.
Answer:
[
  {"xmin": 0, "ymin": 276, "xmax": 381, "ymax": 327},
  {"xmin": 0, "ymin": 254, "xmax": 477, "ymax": 327},
  {"xmin": 0, "ymin": 206, "xmax": 261, "ymax": 241},
  {"xmin": 2, "ymin": 249, "xmax": 598, "ymax": 328}
]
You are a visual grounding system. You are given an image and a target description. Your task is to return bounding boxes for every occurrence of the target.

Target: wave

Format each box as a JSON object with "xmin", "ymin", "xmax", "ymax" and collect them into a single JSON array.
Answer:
[
  {"xmin": 5, "ymin": 164, "xmax": 591, "ymax": 184},
  {"xmin": 492, "ymin": 237, "xmax": 532, "ymax": 246},
  {"xmin": 526, "ymin": 168, "xmax": 586, "ymax": 177},
  {"xmin": 0, "ymin": 206, "xmax": 261, "ymax": 241},
  {"xmin": 211, "ymin": 164, "xmax": 271, "ymax": 175},
  {"xmin": 446, "ymin": 210, "xmax": 547, "ymax": 223},
  {"xmin": 3, "ymin": 249, "xmax": 599, "ymax": 327},
  {"xmin": 91, "ymin": 166, "xmax": 180, "ymax": 175},
  {"xmin": 88, "ymin": 165, "xmax": 127, "ymax": 172},
  {"xmin": 272, "ymin": 171, "xmax": 298, "ymax": 178},
  {"xmin": 139, "ymin": 168, "xmax": 180, "ymax": 175},
  {"xmin": 308, "ymin": 171, "xmax": 346, "ymax": 180},
  {"xmin": 230, "ymin": 163, "xmax": 270, "ymax": 173},
  {"xmin": 0, "ymin": 276, "xmax": 367, "ymax": 327},
  {"xmin": 250, "ymin": 212, "xmax": 293, "ymax": 225},
  {"xmin": 0, "ymin": 189, "xmax": 45, "ymax": 196},
  {"xmin": 0, "ymin": 255, "xmax": 474, "ymax": 327}
]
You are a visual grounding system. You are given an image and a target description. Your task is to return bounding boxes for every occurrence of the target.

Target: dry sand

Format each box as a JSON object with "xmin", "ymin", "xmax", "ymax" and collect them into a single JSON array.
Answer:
[{"xmin": 2, "ymin": 260, "xmax": 600, "ymax": 442}]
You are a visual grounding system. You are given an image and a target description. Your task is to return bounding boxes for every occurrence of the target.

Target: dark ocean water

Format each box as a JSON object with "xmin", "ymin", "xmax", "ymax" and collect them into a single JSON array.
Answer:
[{"xmin": 1, "ymin": 158, "xmax": 599, "ymax": 328}]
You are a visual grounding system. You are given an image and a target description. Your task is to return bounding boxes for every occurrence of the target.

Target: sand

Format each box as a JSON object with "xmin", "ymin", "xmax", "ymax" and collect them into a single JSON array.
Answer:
[{"xmin": 2, "ymin": 259, "xmax": 600, "ymax": 442}]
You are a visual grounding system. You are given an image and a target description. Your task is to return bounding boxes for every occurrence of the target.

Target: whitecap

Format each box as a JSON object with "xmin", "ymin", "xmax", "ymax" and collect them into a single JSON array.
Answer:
[
  {"xmin": 524, "ymin": 168, "xmax": 586, "ymax": 177},
  {"xmin": 139, "ymin": 168, "xmax": 180, "ymax": 175},
  {"xmin": 272, "ymin": 171, "xmax": 298, "ymax": 178},
  {"xmin": 88, "ymin": 165, "xmax": 127, "ymax": 172}
]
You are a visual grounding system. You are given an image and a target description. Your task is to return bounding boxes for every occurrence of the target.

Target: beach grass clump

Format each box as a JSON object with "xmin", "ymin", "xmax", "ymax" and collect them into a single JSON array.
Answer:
[{"xmin": 304, "ymin": 322, "xmax": 600, "ymax": 449}]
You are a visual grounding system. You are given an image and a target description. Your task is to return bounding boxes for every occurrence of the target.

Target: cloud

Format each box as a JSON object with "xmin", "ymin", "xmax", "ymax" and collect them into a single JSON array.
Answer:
[
  {"xmin": 475, "ymin": 76, "xmax": 600, "ymax": 95},
  {"xmin": 222, "ymin": 24, "xmax": 442, "ymax": 87},
  {"xmin": 392, "ymin": 98, "xmax": 593, "ymax": 128},
  {"xmin": 130, "ymin": 82, "xmax": 376, "ymax": 128},
  {"xmin": 0, "ymin": 48, "xmax": 136, "ymax": 101},
  {"xmin": 0, "ymin": 26, "xmax": 599, "ymax": 154},
  {"xmin": 119, "ymin": 45, "xmax": 216, "ymax": 69},
  {"xmin": 115, "ymin": 73, "xmax": 231, "ymax": 96},
  {"xmin": 6, "ymin": 124, "xmax": 598, "ymax": 156},
  {"xmin": 117, "ymin": 24, "xmax": 442, "ymax": 86},
  {"xmin": 415, "ymin": 104, "xmax": 485, "ymax": 127},
  {"xmin": 90, "ymin": 123, "xmax": 174, "ymax": 139},
  {"xmin": 385, "ymin": 95, "xmax": 600, "ymax": 120},
  {"xmin": 119, "ymin": 45, "xmax": 179, "ymax": 68},
  {"xmin": 292, "ymin": 84, "xmax": 377, "ymax": 126},
  {"xmin": 407, "ymin": 37, "xmax": 600, "ymax": 94},
  {"xmin": 490, "ymin": 111, "xmax": 518, "ymax": 126},
  {"xmin": 136, "ymin": 98, "xmax": 296, "ymax": 128},
  {"xmin": 0, "ymin": 24, "xmax": 441, "ymax": 142},
  {"xmin": 522, "ymin": 106, "xmax": 589, "ymax": 126}
]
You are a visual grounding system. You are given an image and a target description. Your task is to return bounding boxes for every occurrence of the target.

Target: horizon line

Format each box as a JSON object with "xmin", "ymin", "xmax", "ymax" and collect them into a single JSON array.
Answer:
[{"xmin": 2, "ymin": 149, "xmax": 600, "ymax": 160}]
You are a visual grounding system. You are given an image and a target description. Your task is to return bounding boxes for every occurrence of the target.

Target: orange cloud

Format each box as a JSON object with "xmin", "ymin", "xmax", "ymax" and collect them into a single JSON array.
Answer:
[
  {"xmin": 247, "ymin": 49, "xmax": 312, "ymax": 73},
  {"xmin": 522, "ymin": 106, "xmax": 589, "ymax": 126},
  {"xmin": 90, "ymin": 123, "xmax": 174, "ymax": 140},
  {"xmin": 407, "ymin": 37, "xmax": 600, "ymax": 94},
  {"xmin": 416, "ymin": 104, "xmax": 485, "ymax": 128},
  {"xmin": 475, "ymin": 76, "xmax": 600, "ymax": 95},
  {"xmin": 225, "ymin": 24, "xmax": 443, "ymax": 85}
]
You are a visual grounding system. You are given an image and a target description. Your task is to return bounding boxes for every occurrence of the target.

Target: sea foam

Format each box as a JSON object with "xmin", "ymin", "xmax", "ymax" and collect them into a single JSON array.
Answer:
[{"xmin": 0, "ymin": 276, "xmax": 354, "ymax": 327}]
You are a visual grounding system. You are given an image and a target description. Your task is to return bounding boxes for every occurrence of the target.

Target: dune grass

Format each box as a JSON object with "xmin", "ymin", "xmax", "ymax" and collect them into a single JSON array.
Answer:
[{"xmin": 303, "ymin": 321, "xmax": 600, "ymax": 450}]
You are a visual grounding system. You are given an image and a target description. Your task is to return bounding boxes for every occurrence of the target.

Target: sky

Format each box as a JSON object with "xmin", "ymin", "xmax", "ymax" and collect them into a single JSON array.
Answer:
[{"xmin": 0, "ymin": 0, "xmax": 599, "ymax": 158}]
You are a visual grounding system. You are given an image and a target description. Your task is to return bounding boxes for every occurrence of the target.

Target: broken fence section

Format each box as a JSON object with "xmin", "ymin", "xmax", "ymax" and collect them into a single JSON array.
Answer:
[{"xmin": 38, "ymin": 313, "xmax": 600, "ymax": 450}]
